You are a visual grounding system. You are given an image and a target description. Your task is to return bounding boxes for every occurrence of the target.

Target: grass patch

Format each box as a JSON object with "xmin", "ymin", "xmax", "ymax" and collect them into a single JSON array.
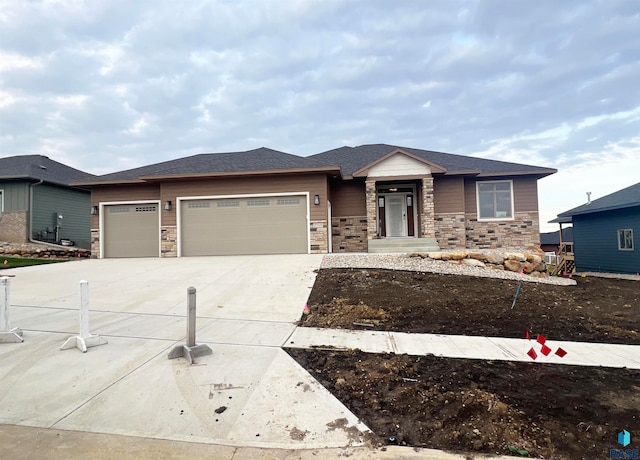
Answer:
[{"xmin": 0, "ymin": 257, "xmax": 66, "ymax": 269}]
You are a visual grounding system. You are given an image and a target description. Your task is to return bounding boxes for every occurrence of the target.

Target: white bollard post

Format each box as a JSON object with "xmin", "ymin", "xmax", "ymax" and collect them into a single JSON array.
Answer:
[
  {"xmin": 60, "ymin": 280, "xmax": 107, "ymax": 353},
  {"xmin": 0, "ymin": 276, "xmax": 24, "ymax": 343},
  {"xmin": 79, "ymin": 280, "xmax": 90, "ymax": 339}
]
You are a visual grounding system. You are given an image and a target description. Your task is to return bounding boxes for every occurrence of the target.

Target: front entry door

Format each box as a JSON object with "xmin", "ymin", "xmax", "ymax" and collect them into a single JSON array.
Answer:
[{"xmin": 386, "ymin": 195, "xmax": 408, "ymax": 237}]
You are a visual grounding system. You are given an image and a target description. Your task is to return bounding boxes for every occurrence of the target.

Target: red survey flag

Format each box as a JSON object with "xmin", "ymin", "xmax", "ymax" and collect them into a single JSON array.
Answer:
[
  {"xmin": 527, "ymin": 347, "xmax": 538, "ymax": 360},
  {"xmin": 540, "ymin": 344, "xmax": 552, "ymax": 356},
  {"xmin": 536, "ymin": 334, "xmax": 546, "ymax": 345},
  {"xmin": 555, "ymin": 347, "xmax": 567, "ymax": 358}
]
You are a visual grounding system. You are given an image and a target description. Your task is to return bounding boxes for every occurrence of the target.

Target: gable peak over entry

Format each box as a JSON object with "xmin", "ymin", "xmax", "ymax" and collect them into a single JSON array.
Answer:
[{"xmin": 352, "ymin": 148, "xmax": 446, "ymax": 179}]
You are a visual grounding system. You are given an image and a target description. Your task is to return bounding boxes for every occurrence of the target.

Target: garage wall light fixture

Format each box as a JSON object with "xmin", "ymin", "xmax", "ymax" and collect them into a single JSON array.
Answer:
[
  {"xmin": 164, "ymin": 200, "xmax": 172, "ymax": 211},
  {"xmin": 90, "ymin": 206, "xmax": 98, "ymax": 215},
  {"xmin": 314, "ymin": 194, "xmax": 320, "ymax": 205}
]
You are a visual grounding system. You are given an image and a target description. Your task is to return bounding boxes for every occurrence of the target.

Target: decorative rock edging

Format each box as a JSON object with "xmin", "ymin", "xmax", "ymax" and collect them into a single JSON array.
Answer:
[
  {"xmin": 0, "ymin": 242, "xmax": 91, "ymax": 260},
  {"xmin": 410, "ymin": 246, "xmax": 549, "ymax": 278}
]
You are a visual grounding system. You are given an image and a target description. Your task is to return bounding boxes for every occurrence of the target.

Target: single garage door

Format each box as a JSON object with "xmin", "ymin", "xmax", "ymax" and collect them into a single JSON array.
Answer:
[
  {"xmin": 103, "ymin": 203, "xmax": 160, "ymax": 258},
  {"xmin": 180, "ymin": 195, "xmax": 308, "ymax": 256}
]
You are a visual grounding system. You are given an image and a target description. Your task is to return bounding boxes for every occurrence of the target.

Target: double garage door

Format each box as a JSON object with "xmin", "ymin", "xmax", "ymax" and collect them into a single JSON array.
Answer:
[
  {"xmin": 102, "ymin": 195, "xmax": 308, "ymax": 258},
  {"xmin": 180, "ymin": 195, "xmax": 308, "ymax": 256}
]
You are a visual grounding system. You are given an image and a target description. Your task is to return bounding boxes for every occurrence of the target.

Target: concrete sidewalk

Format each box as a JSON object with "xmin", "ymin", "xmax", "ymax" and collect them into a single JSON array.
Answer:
[{"xmin": 287, "ymin": 327, "xmax": 640, "ymax": 369}]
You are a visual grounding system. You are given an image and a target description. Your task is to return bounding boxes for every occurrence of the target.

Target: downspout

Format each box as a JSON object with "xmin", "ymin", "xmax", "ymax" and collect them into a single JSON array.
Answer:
[
  {"xmin": 28, "ymin": 179, "xmax": 44, "ymax": 244},
  {"xmin": 327, "ymin": 200, "xmax": 332, "ymax": 253}
]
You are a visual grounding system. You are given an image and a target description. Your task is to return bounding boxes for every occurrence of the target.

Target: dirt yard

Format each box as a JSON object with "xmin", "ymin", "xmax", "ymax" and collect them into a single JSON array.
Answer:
[
  {"xmin": 302, "ymin": 269, "xmax": 640, "ymax": 344},
  {"xmin": 289, "ymin": 269, "xmax": 640, "ymax": 459}
]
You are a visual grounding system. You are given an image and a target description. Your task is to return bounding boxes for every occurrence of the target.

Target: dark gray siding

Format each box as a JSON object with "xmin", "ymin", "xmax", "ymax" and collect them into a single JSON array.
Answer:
[
  {"xmin": 32, "ymin": 184, "xmax": 91, "ymax": 249},
  {"xmin": 0, "ymin": 181, "xmax": 30, "ymax": 211},
  {"xmin": 573, "ymin": 207, "xmax": 640, "ymax": 274}
]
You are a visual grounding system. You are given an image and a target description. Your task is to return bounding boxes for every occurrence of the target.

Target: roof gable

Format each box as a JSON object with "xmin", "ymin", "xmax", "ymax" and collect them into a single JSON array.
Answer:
[
  {"xmin": 0, "ymin": 155, "xmax": 93, "ymax": 186},
  {"xmin": 353, "ymin": 149, "xmax": 446, "ymax": 177},
  {"xmin": 558, "ymin": 182, "xmax": 640, "ymax": 217},
  {"xmin": 309, "ymin": 144, "xmax": 556, "ymax": 178}
]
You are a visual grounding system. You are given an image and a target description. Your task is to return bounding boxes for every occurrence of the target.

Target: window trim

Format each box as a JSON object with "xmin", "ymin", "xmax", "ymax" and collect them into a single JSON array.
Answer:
[
  {"xmin": 0, "ymin": 189, "xmax": 3, "ymax": 214},
  {"xmin": 475, "ymin": 180, "xmax": 515, "ymax": 221},
  {"xmin": 617, "ymin": 228, "xmax": 634, "ymax": 251}
]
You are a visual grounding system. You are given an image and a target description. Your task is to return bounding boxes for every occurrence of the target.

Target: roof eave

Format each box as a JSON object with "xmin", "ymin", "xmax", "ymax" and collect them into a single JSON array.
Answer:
[
  {"xmin": 442, "ymin": 170, "xmax": 482, "ymax": 176},
  {"xmin": 476, "ymin": 168, "xmax": 557, "ymax": 178},
  {"xmin": 70, "ymin": 179, "xmax": 148, "ymax": 186},
  {"xmin": 138, "ymin": 166, "xmax": 342, "ymax": 181},
  {"xmin": 560, "ymin": 202, "xmax": 640, "ymax": 217},
  {"xmin": 0, "ymin": 174, "xmax": 82, "ymax": 187},
  {"xmin": 549, "ymin": 216, "xmax": 573, "ymax": 224}
]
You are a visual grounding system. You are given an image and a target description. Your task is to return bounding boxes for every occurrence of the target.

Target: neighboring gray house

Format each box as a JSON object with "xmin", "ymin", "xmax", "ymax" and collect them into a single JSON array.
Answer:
[
  {"xmin": 552, "ymin": 182, "xmax": 640, "ymax": 274},
  {"xmin": 0, "ymin": 155, "xmax": 93, "ymax": 249}
]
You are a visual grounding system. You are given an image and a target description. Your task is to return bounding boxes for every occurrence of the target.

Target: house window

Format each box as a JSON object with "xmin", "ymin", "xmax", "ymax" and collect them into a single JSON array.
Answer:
[
  {"xmin": 135, "ymin": 205, "xmax": 157, "ymax": 212},
  {"xmin": 246, "ymin": 199, "xmax": 270, "ymax": 207},
  {"xmin": 618, "ymin": 229, "xmax": 634, "ymax": 251},
  {"xmin": 277, "ymin": 198, "xmax": 301, "ymax": 206},
  {"xmin": 0, "ymin": 189, "xmax": 3, "ymax": 214},
  {"xmin": 477, "ymin": 181, "xmax": 514, "ymax": 220},
  {"xmin": 215, "ymin": 201, "xmax": 236, "ymax": 208}
]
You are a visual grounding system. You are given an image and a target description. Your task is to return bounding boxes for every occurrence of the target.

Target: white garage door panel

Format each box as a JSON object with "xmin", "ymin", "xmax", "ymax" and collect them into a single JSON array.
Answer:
[
  {"xmin": 104, "ymin": 204, "xmax": 159, "ymax": 258},
  {"xmin": 181, "ymin": 196, "xmax": 308, "ymax": 256}
]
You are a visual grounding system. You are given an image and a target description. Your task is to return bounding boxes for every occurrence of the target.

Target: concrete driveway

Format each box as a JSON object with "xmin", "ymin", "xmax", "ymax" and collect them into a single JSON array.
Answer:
[{"xmin": 0, "ymin": 255, "xmax": 372, "ymax": 450}]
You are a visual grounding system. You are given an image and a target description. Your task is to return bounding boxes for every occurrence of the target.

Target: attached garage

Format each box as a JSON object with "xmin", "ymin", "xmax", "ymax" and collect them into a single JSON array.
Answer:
[
  {"xmin": 179, "ymin": 194, "xmax": 309, "ymax": 256},
  {"xmin": 103, "ymin": 203, "xmax": 160, "ymax": 258}
]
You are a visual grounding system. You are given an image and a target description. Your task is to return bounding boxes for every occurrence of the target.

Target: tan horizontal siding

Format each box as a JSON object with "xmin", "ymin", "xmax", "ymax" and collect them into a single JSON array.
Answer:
[
  {"xmin": 513, "ymin": 177, "xmax": 538, "ymax": 212},
  {"xmin": 329, "ymin": 179, "xmax": 366, "ymax": 216},
  {"xmin": 433, "ymin": 176, "xmax": 464, "ymax": 213},
  {"xmin": 91, "ymin": 184, "xmax": 160, "ymax": 228},
  {"xmin": 161, "ymin": 173, "xmax": 328, "ymax": 226},
  {"xmin": 464, "ymin": 179, "xmax": 477, "ymax": 214}
]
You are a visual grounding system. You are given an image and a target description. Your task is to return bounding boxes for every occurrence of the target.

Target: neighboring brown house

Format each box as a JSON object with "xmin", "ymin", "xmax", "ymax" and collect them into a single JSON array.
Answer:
[{"xmin": 73, "ymin": 145, "xmax": 556, "ymax": 258}]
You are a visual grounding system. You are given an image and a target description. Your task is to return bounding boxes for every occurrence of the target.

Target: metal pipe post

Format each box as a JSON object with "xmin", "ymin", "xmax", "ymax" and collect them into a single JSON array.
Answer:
[{"xmin": 187, "ymin": 286, "xmax": 196, "ymax": 347}]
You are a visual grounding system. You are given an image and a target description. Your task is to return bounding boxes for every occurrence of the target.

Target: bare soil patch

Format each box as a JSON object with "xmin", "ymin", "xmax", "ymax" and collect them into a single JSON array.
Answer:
[
  {"xmin": 302, "ymin": 269, "xmax": 640, "ymax": 344},
  {"xmin": 287, "ymin": 349, "xmax": 639, "ymax": 459},
  {"xmin": 288, "ymin": 269, "xmax": 640, "ymax": 458}
]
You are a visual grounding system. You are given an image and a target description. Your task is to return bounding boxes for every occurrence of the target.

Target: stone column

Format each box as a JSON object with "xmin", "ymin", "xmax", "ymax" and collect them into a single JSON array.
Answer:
[
  {"xmin": 365, "ymin": 180, "xmax": 378, "ymax": 239},
  {"xmin": 420, "ymin": 176, "xmax": 435, "ymax": 238}
]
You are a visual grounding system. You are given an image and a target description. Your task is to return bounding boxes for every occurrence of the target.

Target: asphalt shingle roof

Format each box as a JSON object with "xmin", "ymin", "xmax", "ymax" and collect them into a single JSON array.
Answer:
[
  {"xmin": 79, "ymin": 147, "xmax": 336, "ymax": 183},
  {"xmin": 540, "ymin": 227, "xmax": 573, "ymax": 245},
  {"xmin": 0, "ymin": 155, "xmax": 93, "ymax": 186},
  {"xmin": 308, "ymin": 144, "xmax": 556, "ymax": 177},
  {"xmin": 557, "ymin": 182, "xmax": 640, "ymax": 217}
]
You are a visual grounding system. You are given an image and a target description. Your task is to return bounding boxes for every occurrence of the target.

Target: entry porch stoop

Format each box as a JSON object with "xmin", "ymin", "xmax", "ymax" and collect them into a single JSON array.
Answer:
[{"xmin": 367, "ymin": 237, "xmax": 440, "ymax": 254}]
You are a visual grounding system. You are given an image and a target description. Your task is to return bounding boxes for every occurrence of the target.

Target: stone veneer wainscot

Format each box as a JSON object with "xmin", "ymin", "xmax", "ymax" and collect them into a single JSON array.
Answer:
[
  {"xmin": 332, "ymin": 216, "xmax": 368, "ymax": 252},
  {"xmin": 465, "ymin": 212, "xmax": 540, "ymax": 249}
]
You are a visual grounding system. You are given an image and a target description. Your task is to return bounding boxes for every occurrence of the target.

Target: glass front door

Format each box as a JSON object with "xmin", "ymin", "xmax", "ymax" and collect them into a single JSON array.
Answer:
[{"xmin": 385, "ymin": 195, "xmax": 407, "ymax": 237}]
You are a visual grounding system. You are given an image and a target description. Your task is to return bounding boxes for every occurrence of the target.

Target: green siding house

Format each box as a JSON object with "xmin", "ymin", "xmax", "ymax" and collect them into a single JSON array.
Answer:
[{"xmin": 0, "ymin": 155, "xmax": 93, "ymax": 249}]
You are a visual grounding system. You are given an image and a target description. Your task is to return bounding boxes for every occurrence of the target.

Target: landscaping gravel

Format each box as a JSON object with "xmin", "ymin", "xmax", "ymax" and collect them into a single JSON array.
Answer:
[{"xmin": 321, "ymin": 252, "xmax": 577, "ymax": 286}]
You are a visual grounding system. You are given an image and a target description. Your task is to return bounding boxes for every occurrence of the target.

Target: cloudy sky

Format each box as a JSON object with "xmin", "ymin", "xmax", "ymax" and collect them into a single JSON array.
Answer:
[{"xmin": 1, "ymin": 0, "xmax": 639, "ymax": 231}]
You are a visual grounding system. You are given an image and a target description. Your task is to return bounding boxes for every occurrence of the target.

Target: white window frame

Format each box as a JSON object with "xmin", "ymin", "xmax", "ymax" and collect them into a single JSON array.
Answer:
[
  {"xmin": 0, "ymin": 189, "xmax": 4, "ymax": 214},
  {"xmin": 476, "ymin": 180, "xmax": 514, "ymax": 221},
  {"xmin": 618, "ymin": 229, "xmax": 634, "ymax": 251}
]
